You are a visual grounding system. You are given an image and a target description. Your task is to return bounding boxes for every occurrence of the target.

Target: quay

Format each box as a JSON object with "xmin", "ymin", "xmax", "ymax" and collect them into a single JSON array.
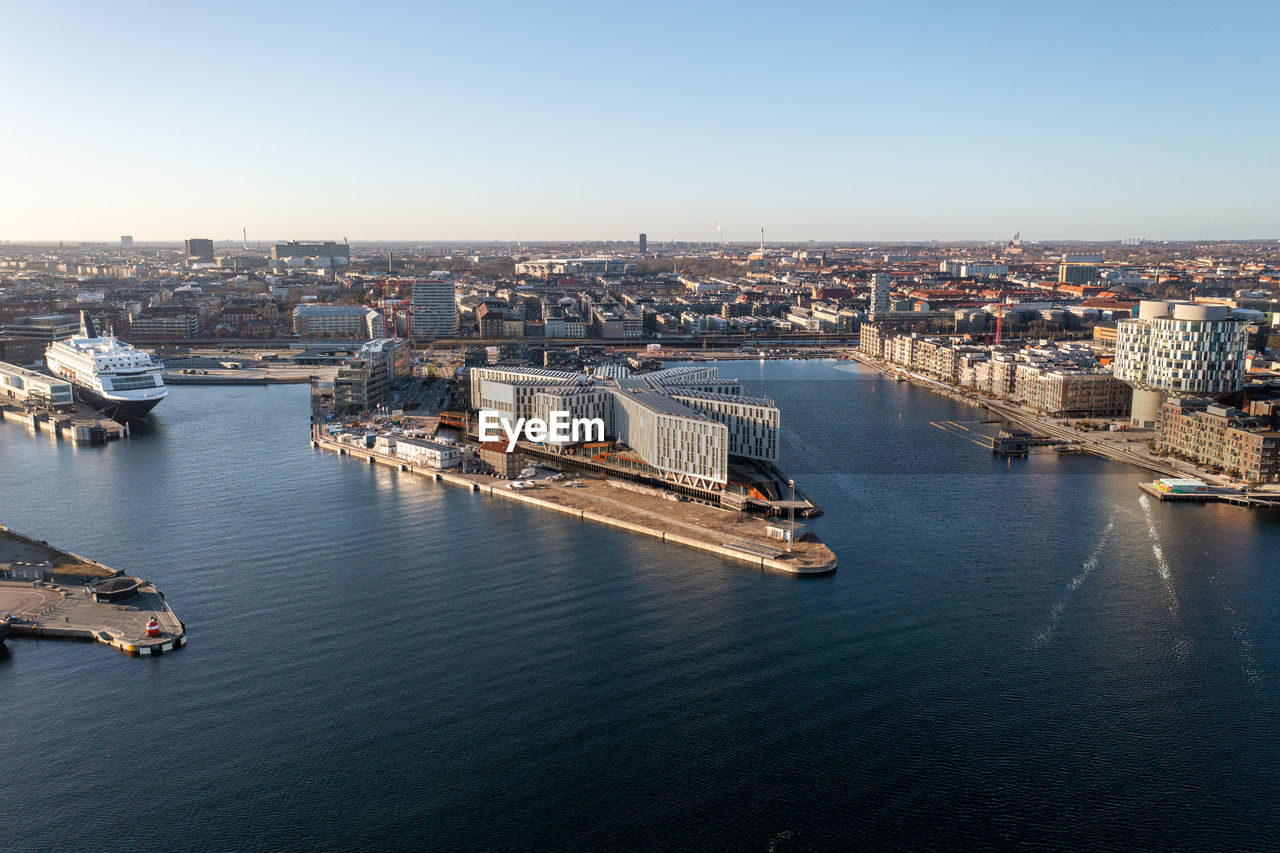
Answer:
[
  {"xmin": 842, "ymin": 349, "xmax": 1280, "ymax": 509},
  {"xmin": 164, "ymin": 371, "xmax": 316, "ymax": 385},
  {"xmin": 1, "ymin": 359, "xmax": 129, "ymax": 441},
  {"xmin": 0, "ymin": 402, "xmax": 129, "ymax": 442},
  {"xmin": 0, "ymin": 524, "xmax": 186, "ymax": 657},
  {"xmin": 1137, "ymin": 480, "xmax": 1280, "ymax": 508},
  {"xmin": 310, "ymin": 429, "xmax": 837, "ymax": 576}
]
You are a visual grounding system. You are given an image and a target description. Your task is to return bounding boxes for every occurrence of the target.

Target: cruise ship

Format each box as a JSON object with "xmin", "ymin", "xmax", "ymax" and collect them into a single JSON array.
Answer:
[{"xmin": 45, "ymin": 312, "xmax": 167, "ymax": 419}]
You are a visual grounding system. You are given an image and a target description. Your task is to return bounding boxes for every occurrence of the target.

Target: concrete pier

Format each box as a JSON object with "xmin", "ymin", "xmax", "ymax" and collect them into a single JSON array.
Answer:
[
  {"xmin": 0, "ymin": 524, "xmax": 186, "ymax": 656},
  {"xmin": 311, "ymin": 432, "xmax": 837, "ymax": 575},
  {"xmin": 1, "ymin": 580, "xmax": 187, "ymax": 656},
  {"xmin": 0, "ymin": 402, "xmax": 129, "ymax": 442}
]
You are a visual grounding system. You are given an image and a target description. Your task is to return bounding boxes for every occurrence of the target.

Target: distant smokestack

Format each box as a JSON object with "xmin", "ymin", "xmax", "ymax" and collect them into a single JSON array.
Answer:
[{"xmin": 242, "ymin": 227, "xmax": 247, "ymax": 250}]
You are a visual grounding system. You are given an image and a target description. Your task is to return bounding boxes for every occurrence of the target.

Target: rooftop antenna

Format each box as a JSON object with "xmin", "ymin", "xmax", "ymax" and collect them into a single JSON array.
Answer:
[{"xmin": 760, "ymin": 227, "xmax": 764, "ymax": 254}]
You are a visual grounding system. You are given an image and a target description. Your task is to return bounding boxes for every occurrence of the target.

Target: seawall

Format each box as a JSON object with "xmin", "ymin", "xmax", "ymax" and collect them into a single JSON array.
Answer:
[{"xmin": 311, "ymin": 433, "xmax": 836, "ymax": 575}]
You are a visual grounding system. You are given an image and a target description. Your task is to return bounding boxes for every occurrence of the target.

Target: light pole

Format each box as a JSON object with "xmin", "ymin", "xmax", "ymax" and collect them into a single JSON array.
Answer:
[{"xmin": 788, "ymin": 479, "xmax": 796, "ymax": 553}]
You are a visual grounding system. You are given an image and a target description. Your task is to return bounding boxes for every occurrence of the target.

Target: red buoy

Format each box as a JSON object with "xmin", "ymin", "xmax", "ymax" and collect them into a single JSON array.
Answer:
[{"xmin": 145, "ymin": 618, "xmax": 160, "ymax": 638}]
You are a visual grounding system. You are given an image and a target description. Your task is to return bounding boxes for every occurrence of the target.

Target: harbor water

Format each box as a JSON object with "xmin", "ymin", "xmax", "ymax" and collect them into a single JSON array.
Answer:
[{"xmin": 3, "ymin": 359, "xmax": 1280, "ymax": 850}]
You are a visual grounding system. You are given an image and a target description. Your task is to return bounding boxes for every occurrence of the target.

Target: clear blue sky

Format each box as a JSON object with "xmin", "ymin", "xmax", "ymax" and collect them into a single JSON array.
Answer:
[{"xmin": 2, "ymin": 0, "xmax": 1276, "ymax": 243}]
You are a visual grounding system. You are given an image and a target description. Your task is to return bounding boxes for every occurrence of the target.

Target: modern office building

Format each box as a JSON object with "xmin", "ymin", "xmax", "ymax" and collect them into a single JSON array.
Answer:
[
  {"xmin": 271, "ymin": 241, "xmax": 350, "ymax": 266},
  {"xmin": 639, "ymin": 233, "xmax": 647, "ymax": 253},
  {"xmin": 612, "ymin": 389, "xmax": 728, "ymax": 488},
  {"xmin": 467, "ymin": 364, "xmax": 777, "ymax": 492},
  {"xmin": 357, "ymin": 338, "xmax": 411, "ymax": 383},
  {"xmin": 668, "ymin": 390, "xmax": 779, "ymax": 461},
  {"xmin": 333, "ymin": 358, "xmax": 389, "ymax": 414},
  {"xmin": 514, "ymin": 258, "xmax": 638, "ymax": 278},
  {"xmin": 2, "ymin": 314, "xmax": 80, "ymax": 342},
  {"xmin": 128, "ymin": 311, "xmax": 200, "ymax": 339},
  {"xmin": 292, "ymin": 304, "xmax": 382, "ymax": 338},
  {"xmin": 470, "ymin": 366, "xmax": 586, "ymax": 422},
  {"xmin": 120, "ymin": 235, "xmax": 133, "ymax": 248},
  {"xmin": 409, "ymin": 278, "xmax": 458, "ymax": 339},
  {"xmin": 961, "ymin": 262, "xmax": 1008, "ymax": 278},
  {"xmin": 185, "ymin": 238, "xmax": 215, "ymax": 263},
  {"xmin": 1113, "ymin": 300, "xmax": 1248, "ymax": 428},
  {"xmin": 1058, "ymin": 263, "xmax": 1100, "ymax": 285}
]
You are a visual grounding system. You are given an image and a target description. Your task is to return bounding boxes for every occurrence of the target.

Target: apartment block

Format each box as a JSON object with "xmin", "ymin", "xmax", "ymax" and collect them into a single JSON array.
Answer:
[{"xmin": 1159, "ymin": 401, "xmax": 1280, "ymax": 483}]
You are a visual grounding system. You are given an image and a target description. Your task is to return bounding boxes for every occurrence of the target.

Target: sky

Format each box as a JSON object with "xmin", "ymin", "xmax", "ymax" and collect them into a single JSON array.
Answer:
[{"xmin": 1, "ymin": 0, "xmax": 1277, "ymax": 243}]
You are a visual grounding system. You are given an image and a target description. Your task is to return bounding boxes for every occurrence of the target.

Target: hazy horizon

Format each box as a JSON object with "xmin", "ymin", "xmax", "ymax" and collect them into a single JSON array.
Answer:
[
  {"xmin": 4, "ymin": 234, "xmax": 1280, "ymax": 248},
  {"xmin": 4, "ymin": 0, "xmax": 1277, "ymax": 243}
]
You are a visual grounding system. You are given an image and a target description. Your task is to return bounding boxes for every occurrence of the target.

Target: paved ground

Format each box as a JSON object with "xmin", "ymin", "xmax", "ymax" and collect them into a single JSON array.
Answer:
[
  {"xmin": 164, "ymin": 364, "xmax": 338, "ymax": 383},
  {"xmin": 464, "ymin": 467, "xmax": 835, "ymax": 570},
  {"xmin": 2, "ymin": 580, "xmax": 180, "ymax": 643},
  {"xmin": 0, "ymin": 526, "xmax": 116, "ymax": 579},
  {"xmin": 0, "ymin": 586, "xmax": 51, "ymax": 614}
]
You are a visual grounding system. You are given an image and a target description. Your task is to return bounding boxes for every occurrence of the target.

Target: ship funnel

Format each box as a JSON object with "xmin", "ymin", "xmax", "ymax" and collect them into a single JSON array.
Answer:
[{"xmin": 80, "ymin": 310, "xmax": 97, "ymax": 338}]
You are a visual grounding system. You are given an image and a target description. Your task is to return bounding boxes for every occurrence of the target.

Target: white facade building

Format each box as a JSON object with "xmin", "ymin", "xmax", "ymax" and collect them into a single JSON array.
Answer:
[
  {"xmin": 870, "ymin": 273, "xmax": 892, "ymax": 317},
  {"xmin": 391, "ymin": 437, "xmax": 463, "ymax": 469},
  {"xmin": 669, "ymin": 391, "xmax": 779, "ymax": 462},
  {"xmin": 292, "ymin": 304, "xmax": 381, "ymax": 338},
  {"xmin": 0, "ymin": 360, "xmax": 74, "ymax": 406},
  {"xmin": 1113, "ymin": 300, "xmax": 1248, "ymax": 427},
  {"xmin": 410, "ymin": 278, "xmax": 459, "ymax": 338},
  {"xmin": 468, "ymin": 364, "xmax": 779, "ymax": 491},
  {"xmin": 613, "ymin": 390, "xmax": 729, "ymax": 488}
]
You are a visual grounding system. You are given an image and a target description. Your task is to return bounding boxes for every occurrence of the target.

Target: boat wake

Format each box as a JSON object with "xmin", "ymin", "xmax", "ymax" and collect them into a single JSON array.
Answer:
[
  {"xmin": 766, "ymin": 829, "xmax": 796, "ymax": 852},
  {"xmin": 1031, "ymin": 516, "xmax": 1116, "ymax": 649},
  {"xmin": 1138, "ymin": 494, "xmax": 1190, "ymax": 661},
  {"xmin": 1208, "ymin": 570, "xmax": 1262, "ymax": 687}
]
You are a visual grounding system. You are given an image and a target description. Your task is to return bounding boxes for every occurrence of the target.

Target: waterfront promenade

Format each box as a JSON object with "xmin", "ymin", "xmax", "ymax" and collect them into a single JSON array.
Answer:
[{"xmin": 843, "ymin": 349, "xmax": 1280, "ymax": 502}]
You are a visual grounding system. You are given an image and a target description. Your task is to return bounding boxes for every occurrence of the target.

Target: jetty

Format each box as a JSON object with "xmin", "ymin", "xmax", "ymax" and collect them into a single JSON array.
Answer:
[
  {"xmin": 311, "ymin": 429, "xmax": 837, "ymax": 575},
  {"xmin": 1137, "ymin": 479, "xmax": 1280, "ymax": 508},
  {"xmin": 0, "ymin": 524, "xmax": 186, "ymax": 657}
]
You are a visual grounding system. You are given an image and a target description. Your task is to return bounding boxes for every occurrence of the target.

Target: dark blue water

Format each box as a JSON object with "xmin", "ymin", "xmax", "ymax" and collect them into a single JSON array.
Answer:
[{"xmin": 3, "ymin": 360, "xmax": 1279, "ymax": 851}]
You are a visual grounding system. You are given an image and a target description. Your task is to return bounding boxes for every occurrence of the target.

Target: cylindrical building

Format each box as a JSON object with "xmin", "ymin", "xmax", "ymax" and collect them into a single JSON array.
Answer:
[{"xmin": 1112, "ymin": 300, "xmax": 1247, "ymax": 428}]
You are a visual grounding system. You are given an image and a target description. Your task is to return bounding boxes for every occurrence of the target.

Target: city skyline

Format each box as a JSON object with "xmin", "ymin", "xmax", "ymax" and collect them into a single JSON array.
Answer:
[{"xmin": 3, "ymin": 0, "xmax": 1278, "ymax": 242}]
